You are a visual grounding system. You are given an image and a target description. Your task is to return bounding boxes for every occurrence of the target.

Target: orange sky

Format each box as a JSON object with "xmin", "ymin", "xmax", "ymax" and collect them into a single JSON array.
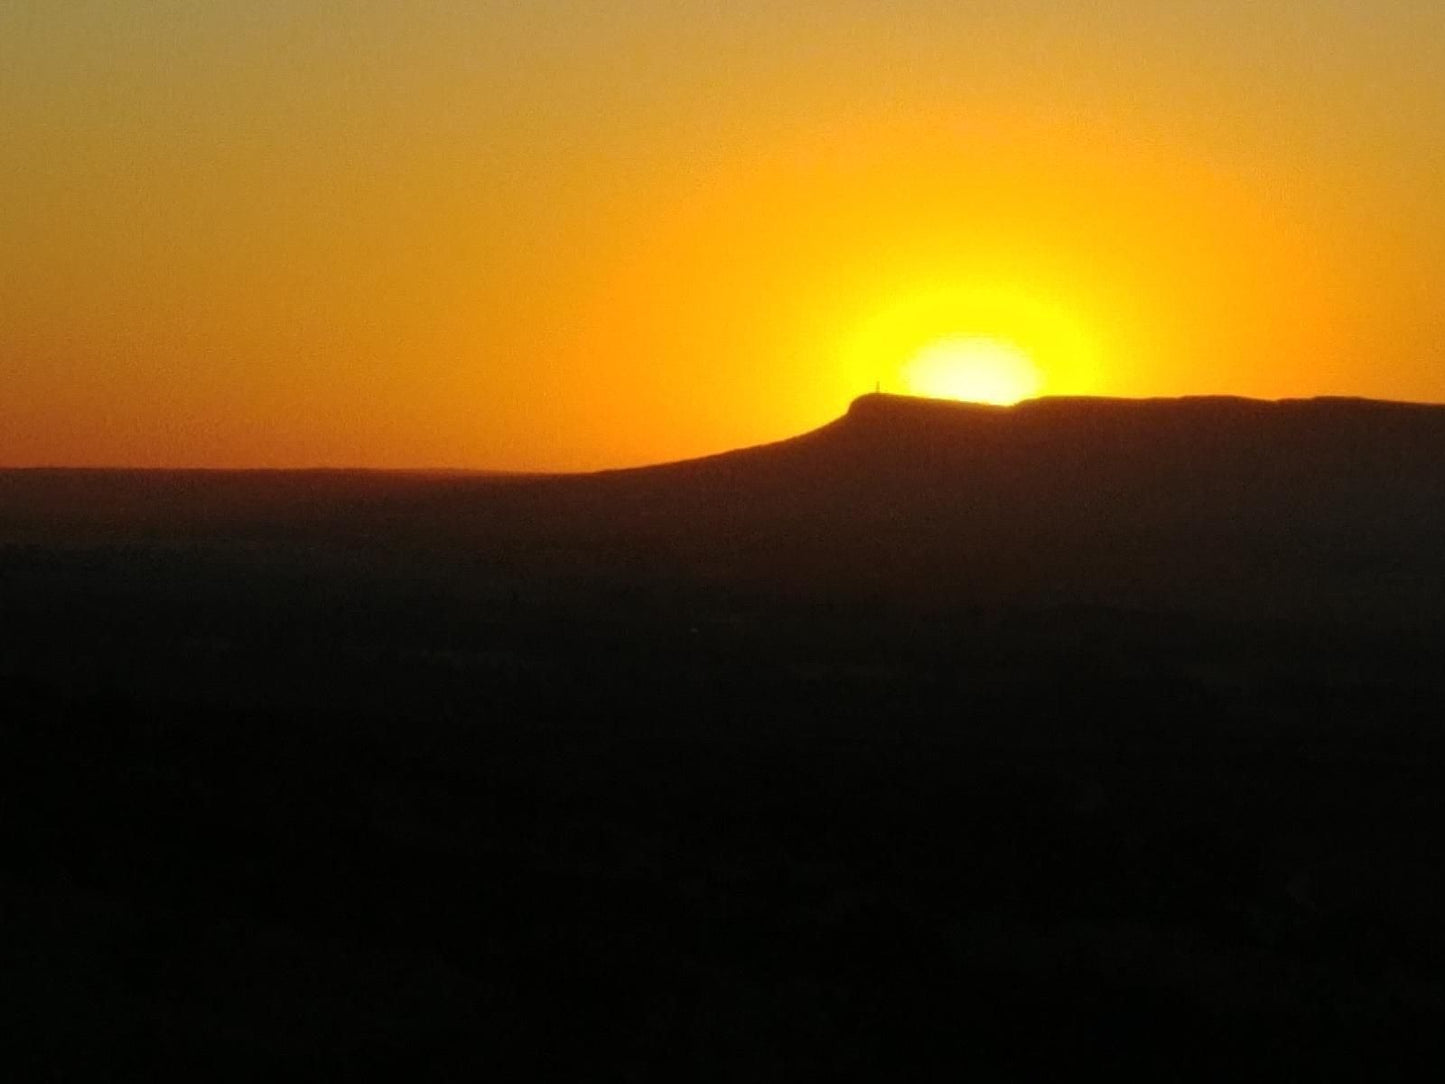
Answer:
[{"xmin": 4, "ymin": 2, "xmax": 1444, "ymax": 469}]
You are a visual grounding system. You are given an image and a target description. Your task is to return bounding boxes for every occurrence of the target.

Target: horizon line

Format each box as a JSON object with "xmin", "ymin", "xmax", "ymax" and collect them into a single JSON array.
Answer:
[{"xmin": 6, "ymin": 391, "xmax": 1442, "ymax": 475}]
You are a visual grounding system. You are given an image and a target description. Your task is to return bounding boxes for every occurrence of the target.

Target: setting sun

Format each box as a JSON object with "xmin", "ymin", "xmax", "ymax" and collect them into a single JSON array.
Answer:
[{"xmin": 902, "ymin": 336, "xmax": 1044, "ymax": 405}]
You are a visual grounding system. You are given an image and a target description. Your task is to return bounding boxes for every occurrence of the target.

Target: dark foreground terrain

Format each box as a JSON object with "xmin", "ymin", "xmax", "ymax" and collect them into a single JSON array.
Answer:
[{"xmin": 5, "ymin": 394, "xmax": 1445, "ymax": 1076}]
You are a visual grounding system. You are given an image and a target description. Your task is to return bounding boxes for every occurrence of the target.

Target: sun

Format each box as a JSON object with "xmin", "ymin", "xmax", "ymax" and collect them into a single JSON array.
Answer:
[
  {"xmin": 901, "ymin": 335, "xmax": 1044, "ymax": 405},
  {"xmin": 837, "ymin": 280, "xmax": 1099, "ymax": 408}
]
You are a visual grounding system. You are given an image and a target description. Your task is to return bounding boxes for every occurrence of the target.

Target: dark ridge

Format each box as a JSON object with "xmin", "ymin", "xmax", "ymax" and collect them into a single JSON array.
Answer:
[
  {"xmin": 584, "ymin": 391, "xmax": 1445, "ymax": 486},
  {"xmin": 835, "ymin": 391, "xmax": 1445, "ymax": 454},
  {"xmin": 5, "ymin": 393, "xmax": 1445, "ymax": 626}
]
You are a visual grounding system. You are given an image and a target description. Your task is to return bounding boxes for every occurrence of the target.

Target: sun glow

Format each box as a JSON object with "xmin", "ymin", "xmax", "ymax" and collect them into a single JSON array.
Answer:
[
  {"xmin": 836, "ymin": 280, "xmax": 1102, "ymax": 416},
  {"xmin": 902, "ymin": 336, "xmax": 1044, "ymax": 405}
]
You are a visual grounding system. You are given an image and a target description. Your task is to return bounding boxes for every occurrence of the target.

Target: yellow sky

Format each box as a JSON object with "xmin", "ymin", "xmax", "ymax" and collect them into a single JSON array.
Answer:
[{"xmin": 3, "ymin": 2, "xmax": 1444, "ymax": 468}]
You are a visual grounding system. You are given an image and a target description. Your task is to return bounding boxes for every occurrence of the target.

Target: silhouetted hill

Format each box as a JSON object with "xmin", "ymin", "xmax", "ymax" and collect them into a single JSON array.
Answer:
[
  {"xmin": 5, "ymin": 393, "xmax": 1445, "ymax": 628},
  {"xmin": 571, "ymin": 392, "xmax": 1445, "ymax": 625}
]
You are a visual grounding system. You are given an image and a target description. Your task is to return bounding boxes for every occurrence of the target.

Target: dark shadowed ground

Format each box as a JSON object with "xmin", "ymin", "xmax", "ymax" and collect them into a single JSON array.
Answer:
[{"xmin": 4, "ymin": 395, "xmax": 1445, "ymax": 1076}]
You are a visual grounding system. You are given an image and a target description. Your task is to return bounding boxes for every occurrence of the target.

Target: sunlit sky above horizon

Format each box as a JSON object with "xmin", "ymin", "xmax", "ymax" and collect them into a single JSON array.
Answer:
[{"xmin": 4, "ymin": 2, "xmax": 1445, "ymax": 469}]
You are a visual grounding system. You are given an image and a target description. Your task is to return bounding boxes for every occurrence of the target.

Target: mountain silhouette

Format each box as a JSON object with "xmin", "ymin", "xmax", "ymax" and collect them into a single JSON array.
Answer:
[
  {"xmin": 5, "ymin": 393, "xmax": 1445, "ymax": 627},
  {"xmin": 441, "ymin": 392, "xmax": 1445, "ymax": 626}
]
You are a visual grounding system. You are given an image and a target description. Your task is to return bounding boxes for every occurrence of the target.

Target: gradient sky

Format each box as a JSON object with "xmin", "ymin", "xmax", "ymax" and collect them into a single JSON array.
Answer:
[{"xmin": 4, "ymin": 2, "xmax": 1444, "ymax": 469}]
